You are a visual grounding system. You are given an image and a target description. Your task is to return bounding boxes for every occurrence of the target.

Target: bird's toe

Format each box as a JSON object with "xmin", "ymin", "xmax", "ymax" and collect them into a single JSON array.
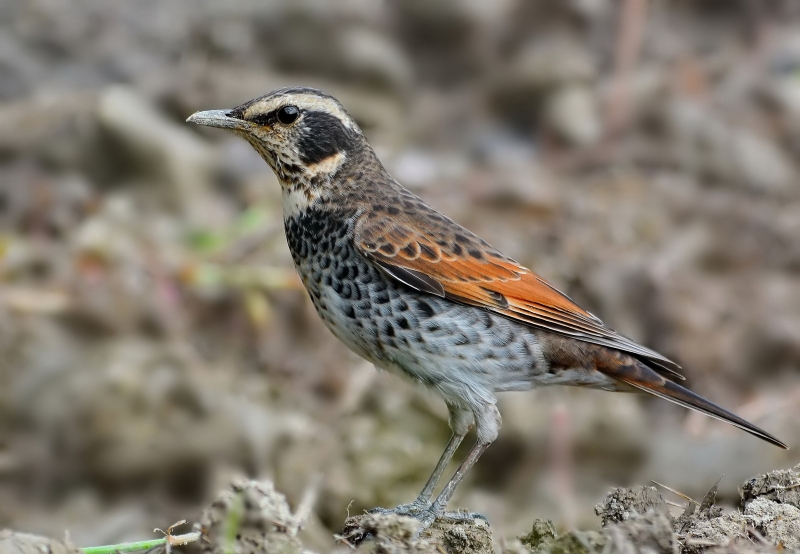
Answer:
[{"xmin": 367, "ymin": 500, "xmax": 429, "ymax": 518}]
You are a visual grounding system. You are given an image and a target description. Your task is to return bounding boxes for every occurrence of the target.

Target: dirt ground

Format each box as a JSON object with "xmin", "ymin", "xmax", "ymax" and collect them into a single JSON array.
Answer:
[
  {"xmin": 5, "ymin": 464, "xmax": 800, "ymax": 553},
  {"xmin": 1, "ymin": 1, "xmax": 800, "ymax": 553}
]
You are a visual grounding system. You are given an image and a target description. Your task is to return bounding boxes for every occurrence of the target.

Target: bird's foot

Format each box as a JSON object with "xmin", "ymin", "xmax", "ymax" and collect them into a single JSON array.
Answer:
[
  {"xmin": 367, "ymin": 503, "xmax": 488, "ymax": 536},
  {"xmin": 341, "ymin": 504, "xmax": 490, "ymax": 546},
  {"xmin": 437, "ymin": 510, "xmax": 489, "ymax": 524},
  {"xmin": 367, "ymin": 500, "xmax": 429, "ymax": 518},
  {"xmin": 340, "ymin": 502, "xmax": 428, "ymax": 546}
]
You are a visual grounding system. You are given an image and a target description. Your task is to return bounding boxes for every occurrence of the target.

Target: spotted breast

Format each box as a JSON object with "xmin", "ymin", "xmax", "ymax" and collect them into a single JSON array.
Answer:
[{"xmin": 282, "ymin": 205, "xmax": 561, "ymax": 408}]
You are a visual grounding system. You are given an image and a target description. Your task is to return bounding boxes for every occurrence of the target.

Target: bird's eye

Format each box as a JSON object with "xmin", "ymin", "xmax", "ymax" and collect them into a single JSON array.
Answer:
[{"xmin": 277, "ymin": 105, "xmax": 300, "ymax": 125}]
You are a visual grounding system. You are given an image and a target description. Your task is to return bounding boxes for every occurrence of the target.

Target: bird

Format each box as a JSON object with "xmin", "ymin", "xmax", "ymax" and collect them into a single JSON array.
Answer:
[{"xmin": 187, "ymin": 87, "xmax": 787, "ymax": 530}]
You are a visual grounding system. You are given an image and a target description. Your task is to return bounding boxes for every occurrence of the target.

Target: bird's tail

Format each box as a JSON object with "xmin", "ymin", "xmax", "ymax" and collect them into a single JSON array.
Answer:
[{"xmin": 598, "ymin": 354, "xmax": 788, "ymax": 449}]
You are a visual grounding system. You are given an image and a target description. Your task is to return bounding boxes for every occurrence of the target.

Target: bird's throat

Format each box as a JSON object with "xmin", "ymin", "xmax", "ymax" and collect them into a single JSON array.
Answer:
[{"xmin": 281, "ymin": 181, "xmax": 321, "ymax": 219}]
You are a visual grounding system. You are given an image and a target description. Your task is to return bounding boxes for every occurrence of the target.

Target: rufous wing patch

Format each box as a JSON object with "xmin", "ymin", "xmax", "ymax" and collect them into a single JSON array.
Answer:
[{"xmin": 355, "ymin": 207, "xmax": 685, "ymax": 379}]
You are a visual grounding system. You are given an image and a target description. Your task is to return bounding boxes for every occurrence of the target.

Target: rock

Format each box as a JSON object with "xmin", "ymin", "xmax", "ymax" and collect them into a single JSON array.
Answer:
[
  {"xmin": 743, "ymin": 497, "xmax": 800, "ymax": 549},
  {"xmin": 253, "ymin": 4, "xmax": 410, "ymax": 94},
  {"xmin": 489, "ymin": 36, "xmax": 596, "ymax": 128},
  {"xmin": 0, "ymin": 32, "xmax": 41, "ymax": 99},
  {"xmin": 667, "ymin": 99, "xmax": 796, "ymax": 193},
  {"xmin": 389, "ymin": 0, "xmax": 510, "ymax": 84},
  {"xmin": 389, "ymin": 149, "xmax": 469, "ymax": 191},
  {"xmin": 568, "ymin": 0, "xmax": 612, "ymax": 21},
  {"xmin": 595, "ymin": 486, "xmax": 668, "ymax": 527},
  {"xmin": 391, "ymin": 149, "xmax": 442, "ymax": 188},
  {"xmin": 503, "ymin": 37, "xmax": 596, "ymax": 92},
  {"xmin": 675, "ymin": 481, "xmax": 740, "ymax": 553},
  {"xmin": 342, "ymin": 513, "xmax": 424, "ymax": 552},
  {"xmin": 5, "ymin": 333, "xmax": 310, "ymax": 499},
  {"xmin": 545, "ymin": 85, "xmax": 602, "ymax": 146},
  {"xmin": 681, "ymin": 511, "xmax": 749, "ymax": 554},
  {"xmin": 518, "ymin": 519, "xmax": 557, "ymax": 551},
  {"xmin": 589, "ymin": 472, "xmax": 800, "ymax": 553},
  {"xmin": 705, "ymin": 543, "xmax": 778, "ymax": 554},
  {"xmin": 0, "ymin": 169, "xmax": 93, "ymax": 237},
  {"xmin": 763, "ymin": 77, "xmax": 800, "ymax": 123},
  {"xmin": 501, "ymin": 538, "xmax": 534, "ymax": 554},
  {"xmin": 531, "ymin": 530, "xmax": 594, "ymax": 554},
  {"xmin": 725, "ymin": 128, "xmax": 796, "ymax": 193},
  {"xmin": 0, "ymin": 93, "xmax": 100, "ymax": 173},
  {"xmin": 609, "ymin": 510, "xmax": 677, "ymax": 554},
  {"xmin": 0, "ymin": 530, "xmax": 82, "ymax": 554},
  {"xmin": 196, "ymin": 480, "xmax": 308, "ymax": 554},
  {"xmin": 342, "ymin": 512, "xmax": 493, "ymax": 554},
  {"xmin": 519, "ymin": 510, "xmax": 676, "ymax": 554},
  {"xmin": 439, "ymin": 519, "xmax": 494, "ymax": 554},
  {"xmin": 741, "ymin": 464, "xmax": 800, "ymax": 509},
  {"xmin": 206, "ymin": 19, "xmax": 255, "ymax": 57},
  {"xmin": 674, "ymin": 468, "xmax": 800, "ymax": 553},
  {"xmin": 97, "ymin": 86, "xmax": 216, "ymax": 204},
  {"xmin": 337, "ymin": 27, "xmax": 413, "ymax": 92}
]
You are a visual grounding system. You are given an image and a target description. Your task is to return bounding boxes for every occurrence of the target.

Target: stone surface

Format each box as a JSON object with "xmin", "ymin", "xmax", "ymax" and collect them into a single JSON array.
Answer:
[
  {"xmin": 741, "ymin": 464, "xmax": 800, "ymax": 509},
  {"xmin": 197, "ymin": 480, "xmax": 306, "ymax": 554},
  {"xmin": 595, "ymin": 486, "xmax": 668, "ymax": 527}
]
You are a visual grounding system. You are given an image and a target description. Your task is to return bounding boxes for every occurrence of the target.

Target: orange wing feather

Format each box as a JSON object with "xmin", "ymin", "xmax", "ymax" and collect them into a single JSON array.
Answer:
[{"xmin": 355, "ymin": 207, "xmax": 685, "ymax": 380}]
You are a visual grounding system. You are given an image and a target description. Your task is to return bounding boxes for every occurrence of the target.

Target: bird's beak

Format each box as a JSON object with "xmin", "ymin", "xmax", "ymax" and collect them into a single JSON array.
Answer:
[{"xmin": 186, "ymin": 109, "xmax": 249, "ymax": 131}]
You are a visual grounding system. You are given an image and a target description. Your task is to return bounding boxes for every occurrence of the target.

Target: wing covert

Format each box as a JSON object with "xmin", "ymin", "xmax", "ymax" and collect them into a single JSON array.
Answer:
[{"xmin": 355, "ymin": 209, "xmax": 684, "ymax": 380}]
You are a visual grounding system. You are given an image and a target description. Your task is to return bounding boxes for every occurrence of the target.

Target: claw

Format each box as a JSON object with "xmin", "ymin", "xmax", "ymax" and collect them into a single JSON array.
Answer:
[
  {"xmin": 365, "ymin": 504, "xmax": 489, "ymax": 539},
  {"xmin": 343, "ymin": 504, "xmax": 491, "ymax": 546},
  {"xmin": 367, "ymin": 501, "xmax": 429, "ymax": 518},
  {"xmin": 439, "ymin": 510, "xmax": 489, "ymax": 524}
]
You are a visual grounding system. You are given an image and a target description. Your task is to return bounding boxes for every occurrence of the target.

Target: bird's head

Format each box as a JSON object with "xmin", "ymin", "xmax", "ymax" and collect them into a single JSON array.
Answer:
[{"xmin": 187, "ymin": 87, "xmax": 370, "ymax": 185}]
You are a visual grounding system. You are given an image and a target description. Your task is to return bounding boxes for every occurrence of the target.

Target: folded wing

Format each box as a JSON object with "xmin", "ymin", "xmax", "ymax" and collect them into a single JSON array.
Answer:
[{"xmin": 355, "ymin": 206, "xmax": 685, "ymax": 380}]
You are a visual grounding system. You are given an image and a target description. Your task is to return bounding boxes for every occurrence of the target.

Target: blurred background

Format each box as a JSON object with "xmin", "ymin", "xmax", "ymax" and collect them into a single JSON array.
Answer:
[{"xmin": 1, "ymin": 0, "xmax": 799, "ymax": 550}]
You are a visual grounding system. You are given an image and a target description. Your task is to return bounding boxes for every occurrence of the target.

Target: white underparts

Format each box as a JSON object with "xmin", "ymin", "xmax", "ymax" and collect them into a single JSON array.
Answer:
[
  {"xmin": 281, "ymin": 185, "xmax": 319, "ymax": 218},
  {"xmin": 279, "ymin": 152, "xmax": 345, "ymax": 218}
]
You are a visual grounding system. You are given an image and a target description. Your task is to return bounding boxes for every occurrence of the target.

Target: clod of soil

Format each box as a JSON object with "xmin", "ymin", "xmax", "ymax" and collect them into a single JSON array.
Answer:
[
  {"xmin": 516, "ymin": 465, "xmax": 800, "ymax": 554},
  {"xmin": 3, "ymin": 466, "xmax": 800, "ymax": 554},
  {"xmin": 341, "ymin": 513, "xmax": 494, "ymax": 554},
  {"xmin": 741, "ymin": 464, "xmax": 800, "ymax": 509},
  {"xmin": 0, "ymin": 530, "xmax": 82, "ymax": 554},
  {"xmin": 594, "ymin": 485, "xmax": 668, "ymax": 526},
  {"xmin": 195, "ymin": 480, "xmax": 306, "ymax": 554}
]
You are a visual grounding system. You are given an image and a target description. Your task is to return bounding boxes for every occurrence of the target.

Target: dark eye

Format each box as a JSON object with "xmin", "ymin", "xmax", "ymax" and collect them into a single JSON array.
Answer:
[{"xmin": 277, "ymin": 105, "xmax": 299, "ymax": 125}]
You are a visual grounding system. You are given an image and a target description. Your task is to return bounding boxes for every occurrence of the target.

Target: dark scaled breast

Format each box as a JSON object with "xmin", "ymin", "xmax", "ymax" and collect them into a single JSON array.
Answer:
[
  {"xmin": 282, "ymin": 205, "xmax": 548, "ymax": 393},
  {"xmin": 284, "ymin": 206, "xmax": 375, "ymax": 306}
]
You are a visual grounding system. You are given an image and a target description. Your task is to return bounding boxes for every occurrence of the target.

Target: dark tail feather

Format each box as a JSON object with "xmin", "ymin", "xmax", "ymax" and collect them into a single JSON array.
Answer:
[{"xmin": 602, "ymin": 358, "xmax": 788, "ymax": 450}]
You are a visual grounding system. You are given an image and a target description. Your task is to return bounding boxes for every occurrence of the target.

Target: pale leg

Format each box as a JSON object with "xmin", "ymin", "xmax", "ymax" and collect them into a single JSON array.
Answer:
[
  {"xmin": 369, "ymin": 403, "xmax": 472, "ymax": 516},
  {"xmin": 416, "ymin": 403, "xmax": 501, "ymax": 531}
]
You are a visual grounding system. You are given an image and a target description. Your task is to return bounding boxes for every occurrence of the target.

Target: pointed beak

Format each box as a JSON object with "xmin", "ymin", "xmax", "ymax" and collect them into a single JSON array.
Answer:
[{"xmin": 186, "ymin": 109, "xmax": 249, "ymax": 131}]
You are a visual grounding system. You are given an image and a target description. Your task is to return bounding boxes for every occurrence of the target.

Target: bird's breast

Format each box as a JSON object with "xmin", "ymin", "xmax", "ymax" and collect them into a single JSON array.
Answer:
[
  {"xmin": 283, "ymin": 206, "xmax": 394, "ymax": 363},
  {"xmin": 282, "ymin": 207, "xmax": 550, "ymax": 404}
]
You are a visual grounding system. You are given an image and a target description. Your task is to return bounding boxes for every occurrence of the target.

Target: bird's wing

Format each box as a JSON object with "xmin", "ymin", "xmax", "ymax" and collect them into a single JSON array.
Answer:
[{"xmin": 355, "ymin": 206, "xmax": 684, "ymax": 380}]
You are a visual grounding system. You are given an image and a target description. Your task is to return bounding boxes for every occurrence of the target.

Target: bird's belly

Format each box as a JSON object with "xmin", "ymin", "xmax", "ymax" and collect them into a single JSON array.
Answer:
[
  {"xmin": 295, "ymin": 245, "xmax": 550, "ymax": 405},
  {"xmin": 284, "ymin": 208, "xmax": 554, "ymax": 405}
]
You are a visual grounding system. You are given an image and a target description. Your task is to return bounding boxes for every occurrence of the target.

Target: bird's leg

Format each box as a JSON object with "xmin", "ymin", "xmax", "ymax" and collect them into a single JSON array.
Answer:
[
  {"xmin": 416, "ymin": 403, "xmax": 501, "ymax": 531},
  {"xmin": 409, "ymin": 429, "xmax": 466, "ymax": 507},
  {"xmin": 368, "ymin": 432, "xmax": 466, "ymax": 517},
  {"xmin": 369, "ymin": 403, "xmax": 472, "ymax": 517}
]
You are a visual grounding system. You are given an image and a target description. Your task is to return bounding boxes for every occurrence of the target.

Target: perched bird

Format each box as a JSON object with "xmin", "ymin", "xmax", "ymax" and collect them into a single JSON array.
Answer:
[{"xmin": 187, "ymin": 87, "xmax": 787, "ymax": 530}]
